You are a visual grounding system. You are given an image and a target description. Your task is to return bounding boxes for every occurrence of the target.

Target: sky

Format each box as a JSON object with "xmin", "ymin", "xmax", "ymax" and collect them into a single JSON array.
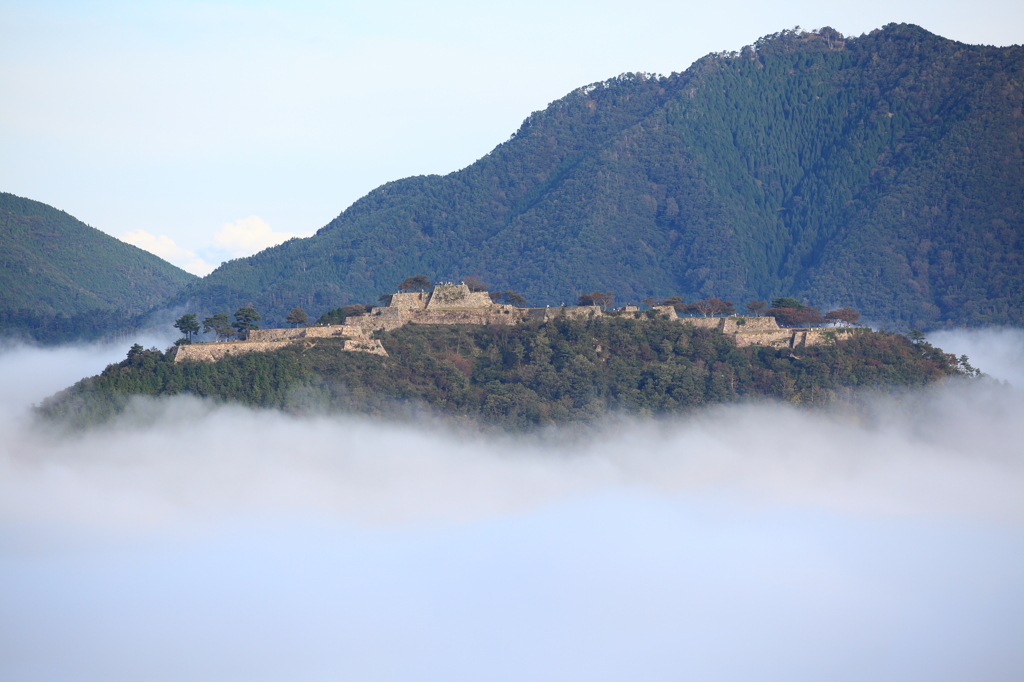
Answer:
[
  {"xmin": 1, "ymin": 328, "xmax": 1024, "ymax": 681},
  {"xmin": 2, "ymin": 0, "xmax": 1023, "ymax": 275}
]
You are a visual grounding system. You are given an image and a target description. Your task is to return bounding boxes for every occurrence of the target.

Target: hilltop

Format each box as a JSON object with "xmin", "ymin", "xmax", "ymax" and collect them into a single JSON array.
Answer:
[
  {"xmin": 38, "ymin": 314, "xmax": 966, "ymax": 430},
  {"xmin": 167, "ymin": 24, "xmax": 1024, "ymax": 330},
  {"xmin": 0, "ymin": 192, "xmax": 197, "ymax": 342}
]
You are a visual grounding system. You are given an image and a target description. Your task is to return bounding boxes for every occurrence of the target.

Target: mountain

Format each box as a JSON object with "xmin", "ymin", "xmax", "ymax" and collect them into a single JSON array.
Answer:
[
  {"xmin": 38, "ymin": 318, "xmax": 964, "ymax": 429},
  {"xmin": 0, "ymin": 192, "xmax": 197, "ymax": 342},
  {"xmin": 174, "ymin": 24, "xmax": 1023, "ymax": 330}
]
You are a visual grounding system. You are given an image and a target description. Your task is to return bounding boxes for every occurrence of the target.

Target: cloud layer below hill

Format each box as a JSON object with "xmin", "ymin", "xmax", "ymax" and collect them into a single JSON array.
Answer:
[{"xmin": 1, "ymin": 329, "xmax": 1022, "ymax": 681}]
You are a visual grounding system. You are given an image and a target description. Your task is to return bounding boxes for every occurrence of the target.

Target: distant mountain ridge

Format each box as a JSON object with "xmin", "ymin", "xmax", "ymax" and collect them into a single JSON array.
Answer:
[
  {"xmin": 169, "ymin": 23, "xmax": 1023, "ymax": 331},
  {"xmin": 0, "ymin": 192, "xmax": 196, "ymax": 342}
]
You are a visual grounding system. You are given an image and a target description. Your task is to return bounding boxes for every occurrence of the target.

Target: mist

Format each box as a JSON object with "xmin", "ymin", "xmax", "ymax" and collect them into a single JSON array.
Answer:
[{"xmin": 2, "ymin": 329, "xmax": 1023, "ymax": 682}]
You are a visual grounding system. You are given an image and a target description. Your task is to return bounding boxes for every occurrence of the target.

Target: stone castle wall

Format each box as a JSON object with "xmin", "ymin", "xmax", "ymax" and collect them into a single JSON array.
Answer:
[
  {"xmin": 173, "ymin": 340, "xmax": 293, "ymax": 362},
  {"xmin": 174, "ymin": 323, "xmax": 386, "ymax": 363},
  {"xmin": 682, "ymin": 317, "xmax": 723, "ymax": 330},
  {"xmin": 389, "ymin": 292, "xmax": 429, "ymax": 310},
  {"xmin": 184, "ymin": 283, "xmax": 868, "ymax": 364},
  {"xmin": 525, "ymin": 306, "xmax": 603, "ymax": 322},
  {"xmin": 721, "ymin": 316, "xmax": 781, "ymax": 333},
  {"xmin": 341, "ymin": 337, "xmax": 388, "ymax": 356},
  {"xmin": 249, "ymin": 325, "xmax": 366, "ymax": 342},
  {"xmin": 247, "ymin": 328, "xmax": 304, "ymax": 342},
  {"xmin": 424, "ymin": 283, "xmax": 494, "ymax": 309},
  {"xmin": 348, "ymin": 305, "xmax": 527, "ymax": 330}
]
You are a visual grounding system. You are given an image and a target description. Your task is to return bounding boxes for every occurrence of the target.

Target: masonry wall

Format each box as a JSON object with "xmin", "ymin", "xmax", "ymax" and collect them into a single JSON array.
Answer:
[
  {"xmin": 174, "ymin": 324, "xmax": 386, "ymax": 362},
  {"xmin": 680, "ymin": 317, "xmax": 723, "ymax": 329},
  {"xmin": 389, "ymin": 292, "xmax": 429, "ymax": 310},
  {"xmin": 249, "ymin": 326, "xmax": 366, "ymax": 341},
  {"xmin": 248, "ymin": 328, "xmax": 305, "ymax": 342},
  {"xmin": 342, "ymin": 338, "xmax": 388, "ymax": 356},
  {"xmin": 425, "ymin": 284, "xmax": 494, "ymax": 309},
  {"xmin": 173, "ymin": 340, "xmax": 292, "ymax": 362},
  {"xmin": 525, "ymin": 306, "xmax": 603, "ymax": 322},
  {"xmin": 721, "ymin": 316, "xmax": 781, "ymax": 333}
]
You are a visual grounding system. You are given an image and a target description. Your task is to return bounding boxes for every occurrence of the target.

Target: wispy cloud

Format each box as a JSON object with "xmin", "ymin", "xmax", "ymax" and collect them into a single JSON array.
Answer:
[
  {"xmin": 122, "ymin": 217, "xmax": 306, "ymax": 277},
  {"xmin": 213, "ymin": 216, "xmax": 302, "ymax": 258},
  {"xmin": 122, "ymin": 229, "xmax": 216, "ymax": 276}
]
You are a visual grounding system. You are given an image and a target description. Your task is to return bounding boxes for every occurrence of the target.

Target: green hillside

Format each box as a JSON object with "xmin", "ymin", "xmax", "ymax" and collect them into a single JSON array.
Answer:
[
  {"xmin": 0, "ymin": 192, "xmax": 197, "ymax": 341},
  {"xmin": 38, "ymin": 318, "xmax": 965, "ymax": 430},
  {"xmin": 169, "ymin": 24, "xmax": 1023, "ymax": 331}
]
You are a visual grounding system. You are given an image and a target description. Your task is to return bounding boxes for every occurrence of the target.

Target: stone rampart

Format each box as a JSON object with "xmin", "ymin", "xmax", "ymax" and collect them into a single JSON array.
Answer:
[
  {"xmin": 173, "ymin": 340, "xmax": 293, "ymax": 362},
  {"xmin": 721, "ymin": 316, "xmax": 781, "ymax": 333},
  {"xmin": 248, "ymin": 328, "xmax": 305, "ymax": 342},
  {"xmin": 342, "ymin": 338, "xmax": 388, "ymax": 356},
  {"xmin": 339, "ymin": 284, "xmax": 872, "ymax": 352},
  {"xmin": 425, "ymin": 283, "xmax": 493, "ymax": 309},
  {"xmin": 651, "ymin": 306, "xmax": 678, "ymax": 319},
  {"xmin": 525, "ymin": 306, "xmax": 604, "ymax": 322},
  {"xmin": 301, "ymin": 325, "xmax": 366, "ymax": 339},
  {"xmin": 680, "ymin": 317, "xmax": 723, "ymax": 329},
  {"xmin": 346, "ymin": 307, "xmax": 413, "ymax": 332},
  {"xmin": 389, "ymin": 292, "xmax": 429, "ymax": 310},
  {"xmin": 174, "ymin": 324, "xmax": 386, "ymax": 363},
  {"xmin": 249, "ymin": 326, "xmax": 366, "ymax": 342},
  {"xmin": 731, "ymin": 330, "xmax": 795, "ymax": 348}
]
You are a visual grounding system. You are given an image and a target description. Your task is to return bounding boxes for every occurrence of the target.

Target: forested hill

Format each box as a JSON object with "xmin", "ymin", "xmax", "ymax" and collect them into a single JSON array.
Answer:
[
  {"xmin": 38, "ymin": 318, "xmax": 967, "ymax": 430},
  {"xmin": 172, "ymin": 24, "xmax": 1024, "ymax": 330},
  {"xmin": 0, "ymin": 193, "xmax": 196, "ymax": 342}
]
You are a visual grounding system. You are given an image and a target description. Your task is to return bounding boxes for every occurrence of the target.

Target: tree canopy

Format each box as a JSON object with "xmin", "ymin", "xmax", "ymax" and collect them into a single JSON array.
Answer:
[
  {"xmin": 398, "ymin": 275, "xmax": 431, "ymax": 291},
  {"xmin": 161, "ymin": 24, "xmax": 1024, "ymax": 331},
  {"xmin": 39, "ymin": 317, "xmax": 969, "ymax": 430},
  {"xmin": 232, "ymin": 307, "xmax": 262, "ymax": 337}
]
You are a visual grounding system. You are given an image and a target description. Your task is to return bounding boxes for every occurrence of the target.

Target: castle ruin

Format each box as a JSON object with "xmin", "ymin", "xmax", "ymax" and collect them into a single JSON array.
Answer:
[{"xmin": 172, "ymin": 282, "xmax": 862, "ymax": 363}]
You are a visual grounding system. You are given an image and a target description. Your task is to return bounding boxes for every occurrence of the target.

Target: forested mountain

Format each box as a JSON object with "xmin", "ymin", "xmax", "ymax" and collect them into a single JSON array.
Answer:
[
  {"xmin": 173, "ymin": 25, "xmax": 1022, "ymax": 329},
  {"xmin": 0, "ymin": 193, "xmax": 196, "ymax": 342}
]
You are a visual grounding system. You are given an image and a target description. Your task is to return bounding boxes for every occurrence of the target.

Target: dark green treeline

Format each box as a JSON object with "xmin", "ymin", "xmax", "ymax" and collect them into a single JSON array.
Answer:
[{"xmin": 39, "ymin": 318, "xmax": 961, "ymax": 429}]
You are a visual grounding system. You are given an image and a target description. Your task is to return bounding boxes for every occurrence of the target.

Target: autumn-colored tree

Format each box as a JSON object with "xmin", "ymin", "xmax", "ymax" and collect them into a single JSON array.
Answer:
[
  {"xmin": 658, "ymin": 296, "xmax": 687, "ymax": 313},
  {"xmin": 462, "ymin": 276, "xmax": 487, "ymax": 292},
  {"xmin": 505, "ymin": 291, "xmax": 526, "ymax": 307},
  {"xmin": 790, "ymin": 306, "xmax": 823, "ymax": 328},
  {"xmin": 824, "ymin": 307, "xmax": 861, "ymax": 327},
  {"xmin": 764, "ymin": 297, "xmax": 809, "ymax": 326},
  {"xmin": 578, "ymin": 291, "xmax": 614, "ymax": 308},
  {"xmin": 711, "ymin": 298, "xmax": 736, "ymax": 316},
  {"xmin": 768, "ymin": 305, "xmax": 822, "ymax": 327},
  {"xmin": 398, "ymin": 275, "xmax": 431, "ymax": 291},
  {"xmin": 690, "ymin": 297, "xmax": 735, "ymax": 317},
  {"xmin": 746, "ymin": 300, "xmax": 767, "ymax": 316}
]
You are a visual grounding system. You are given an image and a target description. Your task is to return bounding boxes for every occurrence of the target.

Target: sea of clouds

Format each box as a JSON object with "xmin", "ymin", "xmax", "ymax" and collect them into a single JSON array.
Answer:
[{"xmin": 1, "ymin": 329, "xmax": 1023, "ymax": 682}]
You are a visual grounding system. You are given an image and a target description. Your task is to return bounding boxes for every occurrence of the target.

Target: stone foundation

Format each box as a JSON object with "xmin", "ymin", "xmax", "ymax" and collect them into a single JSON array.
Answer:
[
  {"xmin": 172, "ymin": 340, "xmax": 293, "ymax": 362},
  {"xmin": 174, "ymin": 324, "xmax": 388, "ymax": 362}
]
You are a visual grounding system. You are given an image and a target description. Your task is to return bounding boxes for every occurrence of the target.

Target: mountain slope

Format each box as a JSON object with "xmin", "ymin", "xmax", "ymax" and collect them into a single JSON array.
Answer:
[
  {"xmin": 0, "ymin": 192, "xmax": 197, "ymax": 341},
  {"xmin": 174, "ymin": 24, "xmax": 1024, "ymax": 330}
]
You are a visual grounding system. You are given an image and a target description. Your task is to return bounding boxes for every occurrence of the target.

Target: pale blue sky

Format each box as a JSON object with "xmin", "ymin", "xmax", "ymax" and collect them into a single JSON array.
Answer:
[{"xmin": 2, "ymin": 0, "xmax": 1022, "ymax": 273}]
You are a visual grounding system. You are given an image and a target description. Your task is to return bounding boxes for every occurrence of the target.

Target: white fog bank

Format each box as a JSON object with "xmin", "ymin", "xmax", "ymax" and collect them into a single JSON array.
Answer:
[{"xmin": 1, "ymin": 328, "xmax": 1023, "ymax": 682}]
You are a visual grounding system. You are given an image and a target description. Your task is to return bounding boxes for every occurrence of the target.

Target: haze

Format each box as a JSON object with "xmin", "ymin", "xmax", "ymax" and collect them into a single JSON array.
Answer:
[{"xmin": 1, "ymin": 328, "xmax": 1023, "ymax": 681}]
